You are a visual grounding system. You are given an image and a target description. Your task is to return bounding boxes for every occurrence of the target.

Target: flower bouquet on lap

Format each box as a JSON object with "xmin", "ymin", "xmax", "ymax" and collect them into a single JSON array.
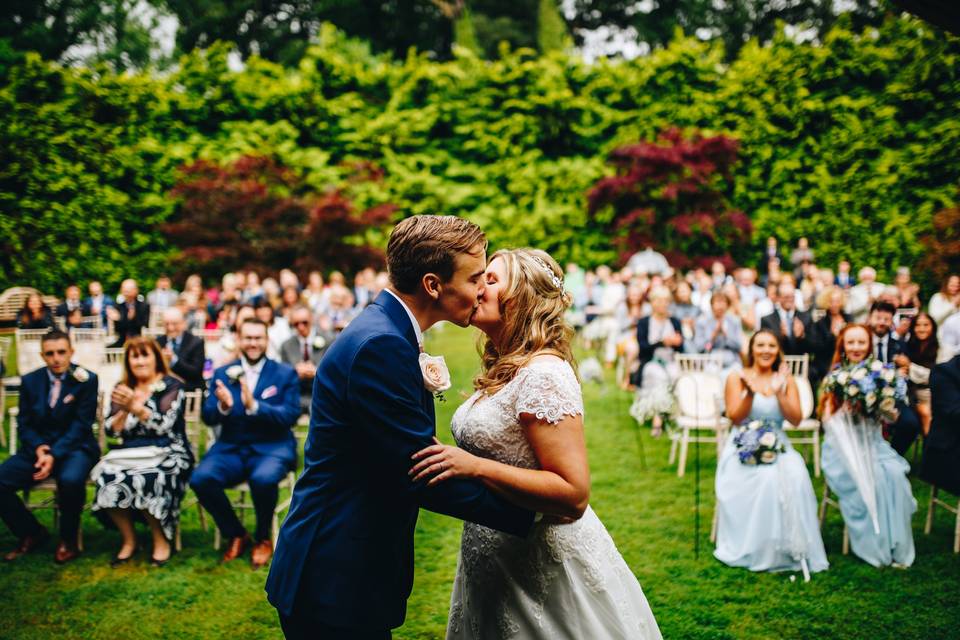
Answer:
[{"xmin": 733, "ymin": 418, "xmax": 786, "ymax": 466}]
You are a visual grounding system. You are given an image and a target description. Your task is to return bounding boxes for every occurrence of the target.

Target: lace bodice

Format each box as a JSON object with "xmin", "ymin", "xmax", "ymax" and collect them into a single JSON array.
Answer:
[
  {"xmin": 450, "ymin": 358, "xmax": 583, "ymax": 469},
  {"xmin": 447, "ymin": 358, "xmax": 660, "ymax": 639}
]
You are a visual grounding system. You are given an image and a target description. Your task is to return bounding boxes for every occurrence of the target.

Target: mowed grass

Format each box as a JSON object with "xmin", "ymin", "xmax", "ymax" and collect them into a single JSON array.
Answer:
[{"xmin": 1, "ymin": 325, "xmax": 959, "ymax": 639}]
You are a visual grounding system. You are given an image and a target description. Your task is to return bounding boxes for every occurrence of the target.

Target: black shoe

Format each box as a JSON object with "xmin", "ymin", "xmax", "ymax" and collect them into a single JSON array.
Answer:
[
  {"xmin": 110, "ymin": 545, "xmax": 139, "ymax": 568},
  {"xmin": 150, "ymin": 544, "xmax": 174, "ymax": 568}
]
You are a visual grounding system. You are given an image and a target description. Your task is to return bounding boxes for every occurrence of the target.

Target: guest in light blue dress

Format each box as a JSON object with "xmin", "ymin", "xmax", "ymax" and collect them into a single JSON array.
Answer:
[
  {"xmin": 715, "ymin": 330, "xmax": 829, "ymax": 576},
  {"xmin": 820, "ymin": 323, "xmax": 916, "ymax": 568}
]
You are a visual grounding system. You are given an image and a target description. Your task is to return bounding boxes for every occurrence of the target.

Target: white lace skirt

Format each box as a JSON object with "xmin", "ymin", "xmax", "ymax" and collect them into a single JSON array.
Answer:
[{"xmin": 446, "ymin": 507, "xmax": 662, "ymax": 640}]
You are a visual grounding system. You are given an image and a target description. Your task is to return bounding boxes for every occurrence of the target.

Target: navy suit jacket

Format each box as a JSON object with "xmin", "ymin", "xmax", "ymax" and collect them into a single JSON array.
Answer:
[
  {"xmin": 201, "ymin": 358, "xmax": 300, "ymax": 461},
  {"xmin": 266, "ymin": 291, "xmax": 534, "ymax": 629},
  {"xmin": 17, "ymin": 365, "xmax": 100, "ymax": 460}
]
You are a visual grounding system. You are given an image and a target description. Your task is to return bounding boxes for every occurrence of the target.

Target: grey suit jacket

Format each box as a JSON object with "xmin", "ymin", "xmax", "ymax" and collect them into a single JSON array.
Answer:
[{"xmin": 280, "ymin": 333, "xmax": 333, "ymax": 394}]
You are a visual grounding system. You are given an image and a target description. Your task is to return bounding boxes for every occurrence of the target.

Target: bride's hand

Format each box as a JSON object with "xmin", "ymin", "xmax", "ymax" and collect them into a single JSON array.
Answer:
[{"xmin": 410, "ymin": 437, "xmax": 485, "ymax": 486}]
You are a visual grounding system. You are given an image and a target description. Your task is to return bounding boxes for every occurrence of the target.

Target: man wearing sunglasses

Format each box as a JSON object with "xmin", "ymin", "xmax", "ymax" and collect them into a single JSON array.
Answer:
[
  {"xmin": 280, "ymin": 305, "xmax": 333, "ymax": 416},
  {"xmin": 0, "ymin": 330, "xmax": 100, "ymax": 563}
]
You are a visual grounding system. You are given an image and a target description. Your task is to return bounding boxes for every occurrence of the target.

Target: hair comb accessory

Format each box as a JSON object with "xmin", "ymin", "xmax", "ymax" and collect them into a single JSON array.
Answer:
[{"xmin": 530, "ymin": 255, "xmax": 564, "ymax": 291}]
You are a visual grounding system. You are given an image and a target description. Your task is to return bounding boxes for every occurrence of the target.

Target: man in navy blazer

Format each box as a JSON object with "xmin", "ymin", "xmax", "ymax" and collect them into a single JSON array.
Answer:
[
  {"xmin": 921, "ymin": 355, "xmax": 960, "ymax": 495},
  {"xmin": 266, "ymin": 217, "xmax": 535, "ymax": 639},
  {"xmin": 192, "ymin": 318, "xmax": 300, "ymax": 569},
  {"xmin": 0, "ymin": 330, "xmax": 99, "ymax": 563}
]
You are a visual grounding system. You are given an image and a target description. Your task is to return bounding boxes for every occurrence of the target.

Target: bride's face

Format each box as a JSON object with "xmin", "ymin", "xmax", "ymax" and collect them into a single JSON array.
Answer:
[{"xmin": 471, "ymin": 256, "xmax": 507, "ymax": 335}]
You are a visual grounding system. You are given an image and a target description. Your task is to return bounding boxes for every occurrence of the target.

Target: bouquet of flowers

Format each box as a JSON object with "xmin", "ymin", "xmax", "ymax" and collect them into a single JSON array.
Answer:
[
  {"xmin": 733, "ymin": 418, "xmax": 785, "ymax": 465},
  {"xmin": 819, "ymin": 358, "xmax": 907, "ymax": 423}
]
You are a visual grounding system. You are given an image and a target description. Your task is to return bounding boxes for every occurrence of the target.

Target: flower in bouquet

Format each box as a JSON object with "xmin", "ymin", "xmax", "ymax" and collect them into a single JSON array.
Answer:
[{"xmin": 821, "ymin": 358, "xmax": 907, "ymax": 423}]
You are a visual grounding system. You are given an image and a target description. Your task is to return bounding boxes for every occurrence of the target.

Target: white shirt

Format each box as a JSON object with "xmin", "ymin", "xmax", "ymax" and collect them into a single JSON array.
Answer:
[
  {"xmin": 939, "ymin": 312, "xmax": 960, "ymax": 360},
  {"xmin": 385, "ymin": 289, "xmax": 424, "ymax": 349}
]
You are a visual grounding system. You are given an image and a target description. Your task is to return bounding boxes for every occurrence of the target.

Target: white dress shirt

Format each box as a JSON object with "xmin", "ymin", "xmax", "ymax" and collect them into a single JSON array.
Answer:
[{"xmin": 384, "ymin": 289, "xmax": 424, "ymax": 349}]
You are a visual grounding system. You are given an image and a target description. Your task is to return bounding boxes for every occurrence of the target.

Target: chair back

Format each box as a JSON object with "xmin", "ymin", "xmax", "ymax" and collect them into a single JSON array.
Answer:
[
  {"xmin": 783, "ymin": 354, "xmax": 809, "ymax": 379},
  {"xmin": 69, "ymin": 328, "xmax": 106, "ymax": 372},
  {"xmin": 676, "ymin": 353, "xmax": 724, "ymax": 373},
  {"xmin": 182, "ymin": 390, "xmax": 205, "ymax": 457},
  {"xmin": 0, "ymin": 287, "xmax": 58, "ymax": 323},
  {"xmin": 0, "ymin": 336, "xmax": 10, "ymax": 372},
  {"xmin": 96, "ymin": 390, "xmax": 110, "ymax": 452},
  {"xmin": 675, "ymin": 373, "xmax": 724, "ymax": 419},
  {"xmin": 15, "ymin": 329, "xmax": 49, "ymax": 375},
  {"xmin": 793, "ymin": 375, "xmax": 816, "ymax": 421}
]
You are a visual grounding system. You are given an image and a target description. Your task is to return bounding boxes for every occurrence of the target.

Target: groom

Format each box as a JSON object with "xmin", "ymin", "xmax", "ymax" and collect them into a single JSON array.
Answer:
[{"xmin": 266, "ymin": 216, "xmax": 535, "ymax": 639}]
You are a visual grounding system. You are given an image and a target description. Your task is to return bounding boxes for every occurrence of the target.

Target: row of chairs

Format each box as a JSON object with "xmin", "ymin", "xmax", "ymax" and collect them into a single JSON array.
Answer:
[{"xmin": 5, "ymin": 390, "xmax": 299, "ymax": 551}]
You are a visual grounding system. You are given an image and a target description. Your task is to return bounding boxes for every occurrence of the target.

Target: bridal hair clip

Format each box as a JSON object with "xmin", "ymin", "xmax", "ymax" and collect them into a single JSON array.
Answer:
[{"xmin": 531, "ymin": 255, "xmax": 564, "ymax": 291}]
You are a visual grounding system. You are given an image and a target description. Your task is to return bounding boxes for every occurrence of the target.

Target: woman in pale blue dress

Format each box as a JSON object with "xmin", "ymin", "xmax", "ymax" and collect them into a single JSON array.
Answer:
[
  {"xmin": 715, "ymin": 330, "xmax": 829, "ymax": 577},
  {"xmin": 820, "ymin": 323, "xmax": 916, "ymax": 568}
]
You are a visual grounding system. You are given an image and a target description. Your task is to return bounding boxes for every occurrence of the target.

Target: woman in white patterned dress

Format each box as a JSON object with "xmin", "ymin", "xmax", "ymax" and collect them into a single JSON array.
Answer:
[{"xmin": 411, "ymin": 248, "xmax": 661, "ymax": 639}]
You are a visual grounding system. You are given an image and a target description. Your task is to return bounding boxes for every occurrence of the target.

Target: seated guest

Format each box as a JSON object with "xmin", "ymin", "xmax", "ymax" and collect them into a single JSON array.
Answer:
[
  {"xmin": 157, "ymin": 308, "xmax": 205, "ymax": 391},
  {"xmin": 846, "ymin": 267, "xmax": 885, "ymax": 323},
  {"xmin": 901, "ymin": 312, "xmax": 939, "ymax": 437},
  {"xmin": 942, "ymin": 310, "xmax": 960, "ymax": 361},
  {"xmin": 631, "ymin": 287, "xmax": 683, "ymax": 435},
  {"xmin": 609, "ymin": 280, "xmax": 647, "ymax": 379},
  {"xmin": 108, "ymin": 279, "xmax": 150, "ymax": 347},
  {"xmin": 147, "ymin": 275, "xmax": 179, "ymax": 310},
  {"xmin": 16, "ymin": 293, "xmax": 55, "ymax": 329},
  {"xmin": 921, "ymin": 353, "xmax": 960, "ymax": 495},
  {"xmin": 64, "ymin": 307, "xmax": 92, "ymax": 330},
  {"xmin": 810, "ymin": 287, "xmax": 850, "ymax": 385},
  {"xmin": 760, "ymin": 280, "xmax": 812, "ymax": 357},
  {"xmin": 0, "ymin": 330, "xmax": 99, "ymax": 563},
  {"xmin": 280, "ymin": 305, "xmax": 332, "ymax": 416},
  {"xmin": 85, "ymin": 280, "xmax": 113, "ymax": 327},
  {"xmin": 91, "ymin": 337, "xmax": 194, "ymax": 567},
  {"xmin": 869, "ymin": 300, "xmax": 921, "ymax": 455},
  {"xmin": 55, "ymin": 285, "xmax": 88, "ymax": 320},
  {"xmin": 694, "ymin": 291, "xmax": 743, "ymax": 373},
  {"xmin": 670, "ymin": 280, "xmax": 699, "ymax": 342},
  {"xmin": 191, "ymin": 319, "xmax": 300, "ymax": 569},
  {"xmin": 835, "ymin": 260, "xmax": 856, "ymax": 290},
  {"xmin": 276, "ymin": 286, "xmax": 302, "ymax": 324},
  {"xmin": 254, "ymin": 299, "xmax": 290, "ymax": 360},
  {"xmin": 929, "ymin": 274, "xmax": 960, "ymax": 326}
]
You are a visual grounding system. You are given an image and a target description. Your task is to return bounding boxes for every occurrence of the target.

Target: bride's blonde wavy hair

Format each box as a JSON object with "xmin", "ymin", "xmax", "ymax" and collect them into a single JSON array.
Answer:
[{"xmin": 473, "ymin": 248, "xmax": 579, "ymax": 395}]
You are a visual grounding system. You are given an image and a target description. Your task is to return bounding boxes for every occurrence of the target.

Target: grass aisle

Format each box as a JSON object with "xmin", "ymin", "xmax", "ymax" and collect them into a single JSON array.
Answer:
[{"xmin": 1, "ymin": 326, "xmax": 958, "ymax": 639}]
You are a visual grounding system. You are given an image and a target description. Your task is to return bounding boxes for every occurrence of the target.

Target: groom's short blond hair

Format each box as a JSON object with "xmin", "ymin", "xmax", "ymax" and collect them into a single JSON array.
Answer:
[{"xmin": 387, "ymin": 215, "xmax": 486, "ymax": 294}]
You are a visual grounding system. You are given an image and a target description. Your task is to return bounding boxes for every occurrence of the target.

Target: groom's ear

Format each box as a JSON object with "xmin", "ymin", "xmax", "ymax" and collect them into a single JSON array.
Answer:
[{"xmin": 422, "ymin": 273, "xmax": 442, "ymax": 301}]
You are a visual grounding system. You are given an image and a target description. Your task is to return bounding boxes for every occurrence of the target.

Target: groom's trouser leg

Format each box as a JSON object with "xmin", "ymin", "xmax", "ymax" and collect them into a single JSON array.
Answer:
[
  {"xmin": 0, "ymin": 454, "xmax": 44, "ymax": 539},
  {"xmin": 190, "ymin": 450, "xmax": 247, "ymax": 538},
  {"xmin": 279, "ymin": 607, "xmax": 391, "ymax": 639},
  {"xmin": 247, "ymin": 454, "xmax": 288, "ymax": 542}
]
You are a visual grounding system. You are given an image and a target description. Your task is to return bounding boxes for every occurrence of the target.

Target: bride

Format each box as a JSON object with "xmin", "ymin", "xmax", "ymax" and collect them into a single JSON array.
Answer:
[{"xmin": 410, "ymin": 248, "xmax": 661, "ymax": 639}]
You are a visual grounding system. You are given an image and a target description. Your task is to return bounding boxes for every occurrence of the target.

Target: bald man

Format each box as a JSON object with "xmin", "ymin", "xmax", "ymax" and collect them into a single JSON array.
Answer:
[
  {"xmin": 108, "ymin": 279, "xmax": 150, "ymax": 347},
  {"xmin": 157, "ymin": 308, "xmax": 206, "ymax": 390}
]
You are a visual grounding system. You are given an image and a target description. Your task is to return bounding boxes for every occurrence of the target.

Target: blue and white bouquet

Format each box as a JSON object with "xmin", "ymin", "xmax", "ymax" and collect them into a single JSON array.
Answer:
[
  {"xmin": 733, "ymin": 418, "xmax": 785, "ymax": 465},
  {"xmin": 820, "ymin": 357, "xmax": 907, "ymax": 423}
]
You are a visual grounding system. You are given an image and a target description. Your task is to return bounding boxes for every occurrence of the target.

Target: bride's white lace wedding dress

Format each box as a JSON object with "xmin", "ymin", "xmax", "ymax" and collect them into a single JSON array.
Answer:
[{"xmin": 447, "ymin": 358, "xmax": 662, "ymax": 639}]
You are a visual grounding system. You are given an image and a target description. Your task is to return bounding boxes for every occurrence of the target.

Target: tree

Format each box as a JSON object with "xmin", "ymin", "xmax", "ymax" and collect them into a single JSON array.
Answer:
[
  {"xmin": 163, "ymin": 156, "xmax": 394, "ymax": 281},
  {"xmin": 917, "ymin": 197, "xmax": 960, "ymax": 291},
  {"xmin": 587, "ymin": 129, "xmax": 752, "ymax": 269}
]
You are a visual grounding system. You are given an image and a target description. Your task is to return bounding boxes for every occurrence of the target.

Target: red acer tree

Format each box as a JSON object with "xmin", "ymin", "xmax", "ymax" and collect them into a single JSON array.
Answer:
[
  {"xmin": 587, "ymin": 128, "xmax": 752, "ymax": 270},
  {"xmin": 918, "ymin": 196, "xmax": 960, "ymax": 290},
  {"xmin": 163, "ymin": 155, "xmax": 395, "ymax": 280}
]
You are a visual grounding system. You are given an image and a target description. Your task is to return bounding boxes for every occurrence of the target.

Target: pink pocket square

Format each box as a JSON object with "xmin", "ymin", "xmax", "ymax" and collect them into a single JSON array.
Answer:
[
  {"xmin": 261, "ymin": 385, "xmax": 278, "ymax": 399},
  {"xmin": 63, "ymin": 395, "xmax": 75, "ymax": 405}
]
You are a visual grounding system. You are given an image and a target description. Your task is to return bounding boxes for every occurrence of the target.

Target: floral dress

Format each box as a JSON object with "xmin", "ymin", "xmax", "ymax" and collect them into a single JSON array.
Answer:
[{"xmin": 91, "ymin": 376, "xmax": 194, "ymax": 540}]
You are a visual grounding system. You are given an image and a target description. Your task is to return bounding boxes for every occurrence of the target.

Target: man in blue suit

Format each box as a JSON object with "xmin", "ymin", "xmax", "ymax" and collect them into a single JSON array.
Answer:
[
  {"xmin": 266, "ymin": 216, "xmax": 536, "ymax": 639},
  {"xmin": 0, "ymin": 330, "xmax": 99, "ymax": 563},
  {"xmin": 192, "ymin": 318, "xmax": 300, "ymax": 569}
]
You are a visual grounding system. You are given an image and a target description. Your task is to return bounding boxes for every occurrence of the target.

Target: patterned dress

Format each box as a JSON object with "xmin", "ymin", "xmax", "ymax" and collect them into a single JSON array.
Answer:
[
  {"xmin": 91, "ymin": 376, "xmax": 194, "ymax": 540},
  {"xmin": 447, "ymin": 359, "xmax": 662, "ymax": 640}
]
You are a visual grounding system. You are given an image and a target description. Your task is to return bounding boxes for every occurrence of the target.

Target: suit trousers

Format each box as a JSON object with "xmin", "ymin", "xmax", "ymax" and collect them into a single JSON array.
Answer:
[
  {"xmin": 279, "ymin": 588, "xmax": 391, "ymax": 640},
  {"xmin": 190, "ymin": 446, "xmax": 291, "ymax": 541},
  {"xmin": 0, "ymin": 449, "xmax": 96, "ymax": 542}
]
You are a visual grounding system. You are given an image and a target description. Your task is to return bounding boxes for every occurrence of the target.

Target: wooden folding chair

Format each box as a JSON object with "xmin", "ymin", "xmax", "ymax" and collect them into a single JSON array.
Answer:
[
  {"xmin": 924, "ymin": 485, "xmax": 960, "ymax": 553},
  {"xmin": 671, "ymin": 372, "xmax": 730, "ymax": 478},
  {"xmin": 818, "ymin": 484, "xmax": 849, "ymax": 555},
  {"xmin": 784, "ymin": 375, "xmax": 822, "ymax": 477}
]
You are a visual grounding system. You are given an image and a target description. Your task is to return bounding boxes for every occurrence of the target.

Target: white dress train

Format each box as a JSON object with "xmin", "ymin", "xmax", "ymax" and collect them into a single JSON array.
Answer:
[{"xmin": 447, "ymin": 359, "xmax": 662, "ymax": 639}]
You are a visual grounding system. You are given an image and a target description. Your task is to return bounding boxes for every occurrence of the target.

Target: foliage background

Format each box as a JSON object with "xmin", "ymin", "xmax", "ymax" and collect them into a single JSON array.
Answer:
[{"xmin": 1, "ymin": 16, "xmax": 959, "ymax": 293}]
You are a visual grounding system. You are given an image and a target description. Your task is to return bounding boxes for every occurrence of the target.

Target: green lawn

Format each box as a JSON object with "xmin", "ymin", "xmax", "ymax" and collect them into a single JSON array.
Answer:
[{"xmin": 1, "ymin": 325, "xmax": 958, "ymax": 639}]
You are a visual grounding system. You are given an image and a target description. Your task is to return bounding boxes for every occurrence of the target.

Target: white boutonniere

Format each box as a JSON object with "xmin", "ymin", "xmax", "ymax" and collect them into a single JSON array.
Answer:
[
  {"xmin": 150, "ymin": 379, "xmax": 167, "ymax": 394},
  {"xmin": 226, "ymin": 365, "xmax": 244, "ymax": 383},
  {"xmin": 72, "ymin": 366, "xmax": 89, "ymax": 383},
  {"xmin": 313, "ymin": 336, "xmax": 327, "ymax": 350},
  {"xmin": 419, "ymin": 352, "xmax": 451, "ymax": 402}
]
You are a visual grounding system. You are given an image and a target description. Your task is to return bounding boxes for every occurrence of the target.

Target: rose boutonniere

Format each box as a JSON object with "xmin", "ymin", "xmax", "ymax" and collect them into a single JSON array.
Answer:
[
  {"xmin": 313, "ymin": 335, "xmax": 327, "ymax": 350},
  {"xmin": 226, "ymin": 365, "xmax": 244, "ymax": 384},
  {"xmin": 72, "ymin": 366, "xmax": 89, "ymax": 383},
  {"xmin": 419, "ymin": 352, "xmax": 451, "ymax": 402}
]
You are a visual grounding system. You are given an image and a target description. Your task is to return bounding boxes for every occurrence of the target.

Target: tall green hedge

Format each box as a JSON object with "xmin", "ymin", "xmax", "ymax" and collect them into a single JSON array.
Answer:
[{"xmin": 1, "ymin": 17, "xmax": 958, "ymax": 294}]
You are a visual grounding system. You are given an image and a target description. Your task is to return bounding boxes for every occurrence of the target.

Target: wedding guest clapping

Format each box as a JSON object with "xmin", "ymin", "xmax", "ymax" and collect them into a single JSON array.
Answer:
[
  {"xmin": 91, "ymin": 337, "xmax": 193, "ymax": 567},
  {"xmin": 631, "ymin": 286, "xmax": 684, "ymax": 435},
  {"xmin": 811, "ymin": 287, "xmax": 850, "ymax": 385},
  {"xmin": 108, "ymin": 279, "xmax": 150, "ymax": 347},
  {"xmin": 157, "ymin": 308, "xmax": 205, "ymax": 391},
  {"xmin": 929, "ymin": 274, "xmax": 960, "ymax": 326},
  {"xmin": 694, "ymin": 291, "xmax": 743, "ymax": 376},
  {"xmin": 902, "ymin": 312, "xmax": 939, "ymax": 437},
  {"xmin": 16, "ymin": 292, "xmax": 54, "ymax": 329}
]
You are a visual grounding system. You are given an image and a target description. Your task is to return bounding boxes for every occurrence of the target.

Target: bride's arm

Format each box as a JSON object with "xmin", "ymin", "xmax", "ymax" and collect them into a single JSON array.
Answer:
[{"xmin": 410, "ymin": 414, "xmax": 590, "ymax": 520}]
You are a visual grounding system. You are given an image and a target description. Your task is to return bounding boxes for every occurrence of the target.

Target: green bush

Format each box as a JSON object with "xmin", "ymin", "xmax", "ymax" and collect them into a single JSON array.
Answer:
[{"xmin": 1, "ymin": 17, "xmax": 958, "ymax": 295}]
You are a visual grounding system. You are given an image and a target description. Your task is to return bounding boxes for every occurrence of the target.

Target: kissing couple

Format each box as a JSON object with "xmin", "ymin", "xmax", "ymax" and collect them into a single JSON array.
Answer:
[{"xmin": 266, "ymin": 216, "xmax": 662, "ymax": 639}]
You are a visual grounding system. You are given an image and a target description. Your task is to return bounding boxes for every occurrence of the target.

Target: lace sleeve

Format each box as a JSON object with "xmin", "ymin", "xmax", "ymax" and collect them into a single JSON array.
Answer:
[{"xmin": 513, "ymin": 360, "xmax": 584, "ymax": 425}]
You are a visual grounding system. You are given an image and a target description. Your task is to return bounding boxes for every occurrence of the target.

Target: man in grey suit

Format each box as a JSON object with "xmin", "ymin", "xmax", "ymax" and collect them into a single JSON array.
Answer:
[{"xmin": 280, "ymin": 305, "xmax": 333, "ymax": 415}]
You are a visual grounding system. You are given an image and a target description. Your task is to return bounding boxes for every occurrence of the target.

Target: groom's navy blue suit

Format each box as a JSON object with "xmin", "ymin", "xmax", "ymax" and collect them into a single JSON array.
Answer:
[{"xmin": 266, "ymin": 291, "xmax": 534, "ymax": 635}]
